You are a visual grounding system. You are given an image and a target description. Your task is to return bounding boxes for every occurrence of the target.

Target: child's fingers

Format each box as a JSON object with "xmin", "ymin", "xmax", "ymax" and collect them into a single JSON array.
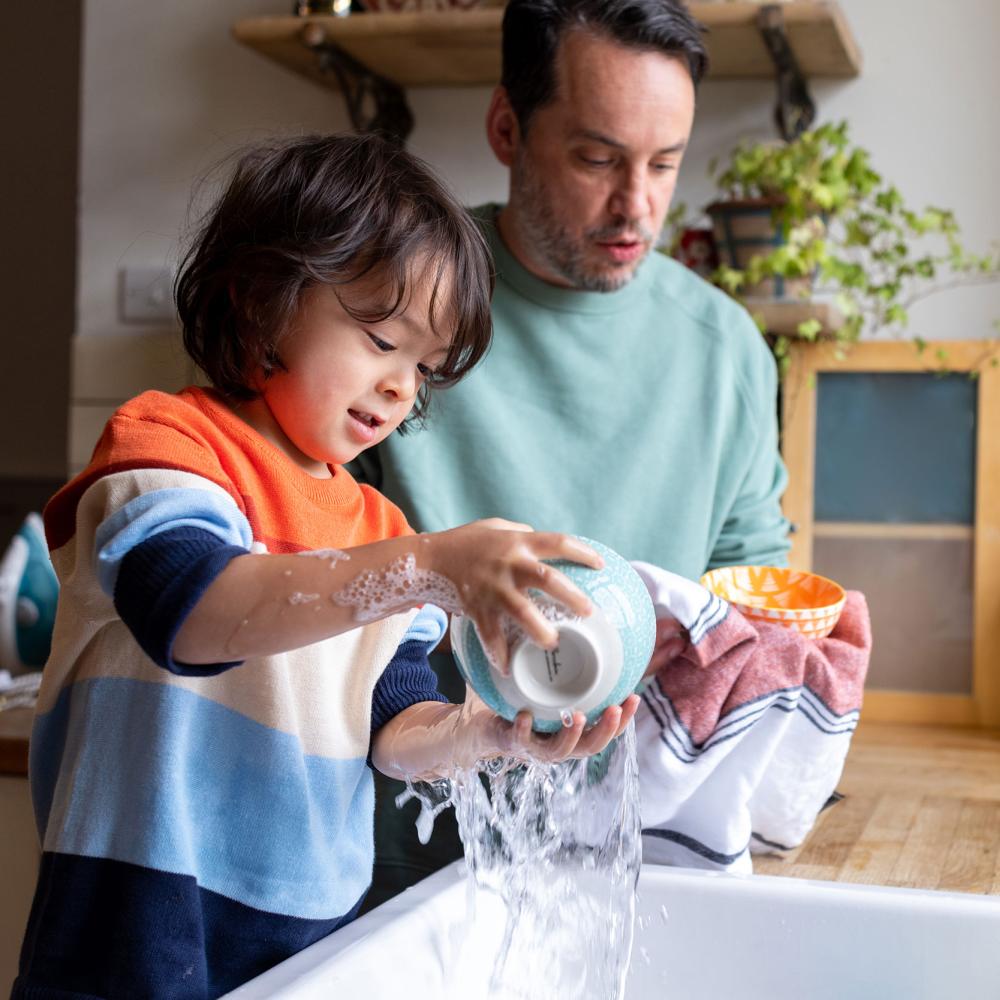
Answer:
[
  {"xmin": 477, "ymin": 517, "xmax": 534, "ymax": 533},
  {"xmin": 614, "ymin": 694, "xmax": 640, "ymax": 734},
  {"xmin": 525, "ymin": 533, "xmax": 605, "ymax": 571},
  {"xmin": 513, "ymin": 710, "xmax": 534, "ymax": 745},
  {"xmin": 516, "ymin": 562, "xmax": 593, "ymax": 619},
  {"xmin": 473, "ymin": 618, "xmax": 511, "ymax": 675},
  {"xmin": 515, "ymin": 711, "xmax": 585, "ymax": 763},
  {"xmin": 575, "ymin": 704, "xmax": 623, "ymax": 756},
  {"xmin": 504, "ymin": 592, "xmax": 560, "ymax": 651}
]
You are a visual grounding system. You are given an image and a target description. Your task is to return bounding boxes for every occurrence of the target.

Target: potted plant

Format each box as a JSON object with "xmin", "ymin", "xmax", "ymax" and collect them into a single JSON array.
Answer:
[{"xmin": 669, "ymin": 121, "xmax": 1000, "ymax": 374}]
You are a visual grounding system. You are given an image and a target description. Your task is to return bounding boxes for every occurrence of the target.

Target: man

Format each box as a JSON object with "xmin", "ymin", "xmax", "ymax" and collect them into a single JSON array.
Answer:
[{"xmin": 355, "ymin": 0, "xmax": 796, "ymax": 909}]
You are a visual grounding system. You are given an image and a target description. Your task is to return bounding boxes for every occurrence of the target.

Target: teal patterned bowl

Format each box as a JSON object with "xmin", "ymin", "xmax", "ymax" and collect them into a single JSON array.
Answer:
[{"xmin": 450, "ymin": 536, "xmax": 656, "ymax": 733}]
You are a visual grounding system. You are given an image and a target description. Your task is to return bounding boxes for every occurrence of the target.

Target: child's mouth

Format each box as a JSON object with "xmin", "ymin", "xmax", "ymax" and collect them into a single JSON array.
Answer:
[{"xmin": 348, "ymin": 409, "xmax": 384, "ymax": 429}]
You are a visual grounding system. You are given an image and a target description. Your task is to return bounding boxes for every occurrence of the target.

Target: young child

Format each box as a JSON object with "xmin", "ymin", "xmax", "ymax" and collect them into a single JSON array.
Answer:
[{"xmin": 14, "ymin": 133, "xmax": 639, "ymax": 1000}]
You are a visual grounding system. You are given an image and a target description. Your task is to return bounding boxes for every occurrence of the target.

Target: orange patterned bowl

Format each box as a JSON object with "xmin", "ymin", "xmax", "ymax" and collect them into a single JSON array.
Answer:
[{"xmin": 700, "ymin": 566, "xmax": 847, "ymax": 640}]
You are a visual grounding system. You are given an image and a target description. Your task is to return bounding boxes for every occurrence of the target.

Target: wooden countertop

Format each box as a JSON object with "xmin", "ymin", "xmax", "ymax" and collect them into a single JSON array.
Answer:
[{"xmin": 755, "ymin": 722, "xmax": 1000, "ymax": 894}]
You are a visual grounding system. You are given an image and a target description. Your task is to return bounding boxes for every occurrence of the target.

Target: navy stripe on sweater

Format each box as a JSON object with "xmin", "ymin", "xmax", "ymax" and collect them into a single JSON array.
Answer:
[
  {"xmin": 114, "ymin": 525, "xmax": 248, "ymax": 676},
  {"xmin": 371, "ymin": 638, "xmax": 448, "ymax": 736},
  {"xmin": 13, "ymin": 852, "xmax": 363, "ymax": 1000}
]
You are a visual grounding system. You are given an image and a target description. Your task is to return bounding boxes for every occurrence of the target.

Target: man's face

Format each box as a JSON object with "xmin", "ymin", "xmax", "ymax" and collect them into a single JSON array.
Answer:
[{"xmin": 503, "ymin": 30, "xmax": 696, "ymax": 292}]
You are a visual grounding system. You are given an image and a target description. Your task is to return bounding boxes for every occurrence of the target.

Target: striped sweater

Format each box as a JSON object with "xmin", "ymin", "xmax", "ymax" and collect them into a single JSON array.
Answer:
[{"xmin": 15, "ymin": 387, "xmax": 447, "ymax": 999}]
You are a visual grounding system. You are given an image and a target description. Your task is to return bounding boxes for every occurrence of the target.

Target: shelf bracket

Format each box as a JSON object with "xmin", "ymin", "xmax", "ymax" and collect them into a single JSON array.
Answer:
[
  {"xmin": 756, "ymin": 5, "xmax": 817, "ymax": 142},
  {"xmin": 300, "ymin": 22, "xmax": 414, "ymax": 144}
]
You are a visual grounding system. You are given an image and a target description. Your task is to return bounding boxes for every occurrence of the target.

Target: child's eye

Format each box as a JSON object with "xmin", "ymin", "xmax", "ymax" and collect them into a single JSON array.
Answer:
[
  {"xmin": 366, "ymin": 331, "xmax": 395, "ymax": 352},
  {"xmin": 416, "ymin": 363, "xmax": 436, "ymax": 379}
]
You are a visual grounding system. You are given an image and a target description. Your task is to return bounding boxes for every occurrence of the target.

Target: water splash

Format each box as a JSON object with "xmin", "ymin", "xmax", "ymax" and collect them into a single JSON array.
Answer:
[{"xmin": 398, "ymin": 724, "xmax": 641, "ymax": 1000}]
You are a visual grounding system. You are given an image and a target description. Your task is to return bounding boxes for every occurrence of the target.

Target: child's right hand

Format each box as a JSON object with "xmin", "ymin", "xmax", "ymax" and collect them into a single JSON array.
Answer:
[{"xmin": 428, "ymin": 518, "xmax": 604, "ymax": 673}]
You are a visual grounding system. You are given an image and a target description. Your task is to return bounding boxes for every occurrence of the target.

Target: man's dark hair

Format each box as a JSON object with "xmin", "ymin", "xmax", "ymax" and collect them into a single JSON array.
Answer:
[
  {"xmin": 175, "ymin": 132, "xmax": 493, "ymax": 427},
  {"xmin": 501, "ymin": 0, "xmax": 709, "ymax": 132}
]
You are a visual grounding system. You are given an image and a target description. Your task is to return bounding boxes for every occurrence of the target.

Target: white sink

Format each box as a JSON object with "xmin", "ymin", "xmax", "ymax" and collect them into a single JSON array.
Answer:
[{"xmin": 224, "ymin": 862, "xmax": 1000, "ymax": 999}]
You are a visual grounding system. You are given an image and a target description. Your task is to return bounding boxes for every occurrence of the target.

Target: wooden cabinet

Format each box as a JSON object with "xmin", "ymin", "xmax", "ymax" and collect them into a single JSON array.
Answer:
[{"xmin": 781, "ymin": 340, "xmax": 1000, "ymax": 728}]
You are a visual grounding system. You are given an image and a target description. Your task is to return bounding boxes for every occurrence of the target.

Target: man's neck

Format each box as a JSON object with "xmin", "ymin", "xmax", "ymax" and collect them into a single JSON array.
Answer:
[{"xmin": 494, "ymin": 203, "xmax": 576, "ymax": 290}]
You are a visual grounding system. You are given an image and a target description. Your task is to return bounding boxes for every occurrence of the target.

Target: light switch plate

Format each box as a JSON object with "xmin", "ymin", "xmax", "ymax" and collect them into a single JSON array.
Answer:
[{"xmin": 120, "ymin": 266, "xmax": 176, "ymax": 324}]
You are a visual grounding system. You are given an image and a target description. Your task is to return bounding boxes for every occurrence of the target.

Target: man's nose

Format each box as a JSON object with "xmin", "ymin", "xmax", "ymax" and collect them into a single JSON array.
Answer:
[{"xmin": 609, "ymin": 167, "xmax": 650, "ymax": 223}]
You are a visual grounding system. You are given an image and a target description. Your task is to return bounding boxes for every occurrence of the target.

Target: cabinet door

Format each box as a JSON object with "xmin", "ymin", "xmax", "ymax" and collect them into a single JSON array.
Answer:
[
  {"xmin": 781, "ymin": 341, "xmax": 1000, "ymax": 727},
  {"xmin": 0, "ymin": 776, "xmax": 39, "ymax": 992}
]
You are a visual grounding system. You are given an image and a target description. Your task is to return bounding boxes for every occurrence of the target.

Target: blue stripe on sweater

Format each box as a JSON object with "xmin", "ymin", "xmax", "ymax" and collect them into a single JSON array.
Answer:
[
  {"xmin": 94, "ymin": 487, "xmax": 253, "ymax": 597},
  {"xmin": 400, "ymin": 603, "xmax": 447, "ymax": 648},
  {"xmin": 31, "ymin": 677, "xmax": 374, "ymax": 921}
]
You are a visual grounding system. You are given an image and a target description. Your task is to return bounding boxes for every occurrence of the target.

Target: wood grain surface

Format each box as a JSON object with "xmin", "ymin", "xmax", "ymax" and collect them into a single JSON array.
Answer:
[{"xmin": 754, "ymin": 722, "xmax": 1000, "ymax": 894}]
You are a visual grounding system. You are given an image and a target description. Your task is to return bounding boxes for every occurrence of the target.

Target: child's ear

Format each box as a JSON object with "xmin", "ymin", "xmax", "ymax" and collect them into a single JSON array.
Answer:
[{"xmin": 485, "ymin": 86, "xmax": 520, "ymax": 168}]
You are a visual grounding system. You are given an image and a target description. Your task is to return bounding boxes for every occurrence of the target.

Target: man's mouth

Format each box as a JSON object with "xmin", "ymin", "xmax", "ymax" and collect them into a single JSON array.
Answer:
[
  {"xmin": 348, "ymin": 409, "xmax": 385, "ymax": 429},
  {"xmin": 595, "ymin": 239, "xmax": 647, "ymax": 263}
]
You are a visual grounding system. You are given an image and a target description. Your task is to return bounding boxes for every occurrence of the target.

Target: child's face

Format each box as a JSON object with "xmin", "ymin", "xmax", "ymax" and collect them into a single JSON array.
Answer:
[{"xmin": 242, "ymin": 271, "xmax": 451, "ymax": 476}]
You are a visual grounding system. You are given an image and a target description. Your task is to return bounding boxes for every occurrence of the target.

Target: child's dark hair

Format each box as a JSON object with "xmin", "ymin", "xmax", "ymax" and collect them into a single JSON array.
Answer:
[{"xmin": 175, "ymin": 132, "xmax": 493, "ymax": 426}]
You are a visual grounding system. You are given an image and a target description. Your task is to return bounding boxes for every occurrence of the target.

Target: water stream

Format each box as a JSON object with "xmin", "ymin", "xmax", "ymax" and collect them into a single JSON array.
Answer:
[{"xmin": 398, "ymin": 723, "xmax": 641, "ymax": 999}]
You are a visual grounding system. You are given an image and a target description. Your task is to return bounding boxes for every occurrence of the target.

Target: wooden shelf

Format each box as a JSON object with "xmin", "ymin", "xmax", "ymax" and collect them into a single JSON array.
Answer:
[
  {"xmin": 232, "ymin": 1, "xmax": 861, "ymax": 93},
  {"xmin": 746, "ymin": 300, "xmax": 845, "ymax": 336}
]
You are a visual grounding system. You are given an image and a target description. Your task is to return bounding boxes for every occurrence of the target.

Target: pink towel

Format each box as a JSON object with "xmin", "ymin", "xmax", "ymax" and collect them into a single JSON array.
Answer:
[{"xmin": 630, "ymin": 563, "xmax": 872, "ymax": 871}]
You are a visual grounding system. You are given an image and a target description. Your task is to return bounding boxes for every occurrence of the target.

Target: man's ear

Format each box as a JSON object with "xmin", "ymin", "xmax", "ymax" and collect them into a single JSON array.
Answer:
[{"xmin": 485, "ymin": 86, "xmax": 520, "ymax": 167}]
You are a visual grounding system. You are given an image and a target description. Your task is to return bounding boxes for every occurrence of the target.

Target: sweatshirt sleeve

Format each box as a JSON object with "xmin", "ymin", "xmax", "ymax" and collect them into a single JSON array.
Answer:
[
  {"xmin": 94, "ymin": 484, "xmax": 254, "ymax": 676},
  {"xmin": 370, "ymin": 604, "xmax": 449, "ymax": 737},
  {"xmin": 708, "ymin": 328, "xmax": 792, "ymax": 570}
]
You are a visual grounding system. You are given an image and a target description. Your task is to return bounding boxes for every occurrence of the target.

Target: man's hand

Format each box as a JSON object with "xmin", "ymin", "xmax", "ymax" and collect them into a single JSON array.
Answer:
[{"xmin": 642, "ymin": 615, "xmax": 689, "ymax": 679}]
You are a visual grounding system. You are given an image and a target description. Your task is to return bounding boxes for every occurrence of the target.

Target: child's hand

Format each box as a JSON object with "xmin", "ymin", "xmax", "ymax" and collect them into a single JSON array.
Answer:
[
  {"xmin": 371, "ymin": 690, "xmax": 641, "ymax": 780},
  {"xmin": 470, "ymin": 689, "xmax": 641, "ymax": 765},
  {"xmin": 429, "ymin": 519, "xmax": 604, "ymax": 673}
]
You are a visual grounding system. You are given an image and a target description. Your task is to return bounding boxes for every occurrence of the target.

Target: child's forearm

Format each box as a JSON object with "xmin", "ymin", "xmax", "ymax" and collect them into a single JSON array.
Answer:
[
  {"xmin": 370, "ymin": 701, "xmax": 471, "ymax": 781},
  {"xmin": 172, "ymin": 520, "xmax": 598, "ymax": 670},
  {"xmin": 172, "ymin": 535, "xmax": 454, "ymax": 665}
]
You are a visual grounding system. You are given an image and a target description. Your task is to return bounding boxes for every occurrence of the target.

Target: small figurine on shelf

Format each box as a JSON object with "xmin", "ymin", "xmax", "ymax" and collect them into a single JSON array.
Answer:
[
  {"xmin": 294, "ymin": 0, "xmax": 363, "ymax": 16},
  {"xmin": 672, "ymin": 227, "xmax": 720, "ymax": 280},
  {"xmin": 360, "ymin": 1, "xmax": 499, "ymax": 11}
]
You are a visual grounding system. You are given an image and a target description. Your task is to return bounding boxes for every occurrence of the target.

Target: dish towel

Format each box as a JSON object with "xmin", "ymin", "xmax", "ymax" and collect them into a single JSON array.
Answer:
[{"xmin": 630, "ymin": 561, "xmax": 871, "ymax": 873}]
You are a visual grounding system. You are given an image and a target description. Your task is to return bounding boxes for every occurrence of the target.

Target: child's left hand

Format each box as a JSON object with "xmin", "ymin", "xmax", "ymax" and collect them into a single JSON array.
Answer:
[
  {"xmin": 372, "ymin": 690, "xmax": 641, "ymax": 780},
  {"xmin": 466, "ymin": 689, "xmax": 641, "ymax": 765}
]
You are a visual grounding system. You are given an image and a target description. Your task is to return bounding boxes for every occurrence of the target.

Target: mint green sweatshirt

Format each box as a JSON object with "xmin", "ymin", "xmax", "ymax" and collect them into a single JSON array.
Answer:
[{"xmin": 354, "ymin": 204, "xmax": 790, "ymax": 582}]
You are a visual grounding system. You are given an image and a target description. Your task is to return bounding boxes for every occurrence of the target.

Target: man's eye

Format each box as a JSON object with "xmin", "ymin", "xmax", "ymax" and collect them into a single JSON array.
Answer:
[
  {"xmin": 366, "ymin": 332, "xmax": 395, "ymax": 352},
  {"xmin": 580, "ymin": 156, "xmax": 613, "ymax": 168},
  {"xmin": 652, "ymin": 162, "xmax": 677, "ymax": 173}
]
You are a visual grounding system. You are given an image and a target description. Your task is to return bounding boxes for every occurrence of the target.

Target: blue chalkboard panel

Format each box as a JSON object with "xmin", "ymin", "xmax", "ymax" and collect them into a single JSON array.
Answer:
[{"xmin": 815, "ymin": 372, "xmax": 977, "ymax": 523}]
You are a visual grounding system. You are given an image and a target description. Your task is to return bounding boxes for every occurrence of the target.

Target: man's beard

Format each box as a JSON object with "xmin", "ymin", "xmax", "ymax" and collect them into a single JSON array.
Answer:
[{"xmin": 512, "ymin": 155, "xmax": 655, "ymax": 292}]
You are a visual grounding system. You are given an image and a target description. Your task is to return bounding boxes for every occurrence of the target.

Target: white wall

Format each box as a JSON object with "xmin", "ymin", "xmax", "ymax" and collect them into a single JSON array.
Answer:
[{"xmin": 76, "ymin": 0, "xmax": 999, "ymax": 363}]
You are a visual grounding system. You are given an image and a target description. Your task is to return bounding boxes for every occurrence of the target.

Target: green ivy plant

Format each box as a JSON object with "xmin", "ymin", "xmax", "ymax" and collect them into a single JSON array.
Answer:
[{"xmin": 672, "ymin": 121, "xmax": 1000, "ymax": 375}]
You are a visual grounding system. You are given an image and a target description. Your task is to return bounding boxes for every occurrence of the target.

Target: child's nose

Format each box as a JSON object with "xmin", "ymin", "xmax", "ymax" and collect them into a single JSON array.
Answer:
[{"xmin": 377, "ymin": 365, "xmax": 417, "ymax": 401}]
